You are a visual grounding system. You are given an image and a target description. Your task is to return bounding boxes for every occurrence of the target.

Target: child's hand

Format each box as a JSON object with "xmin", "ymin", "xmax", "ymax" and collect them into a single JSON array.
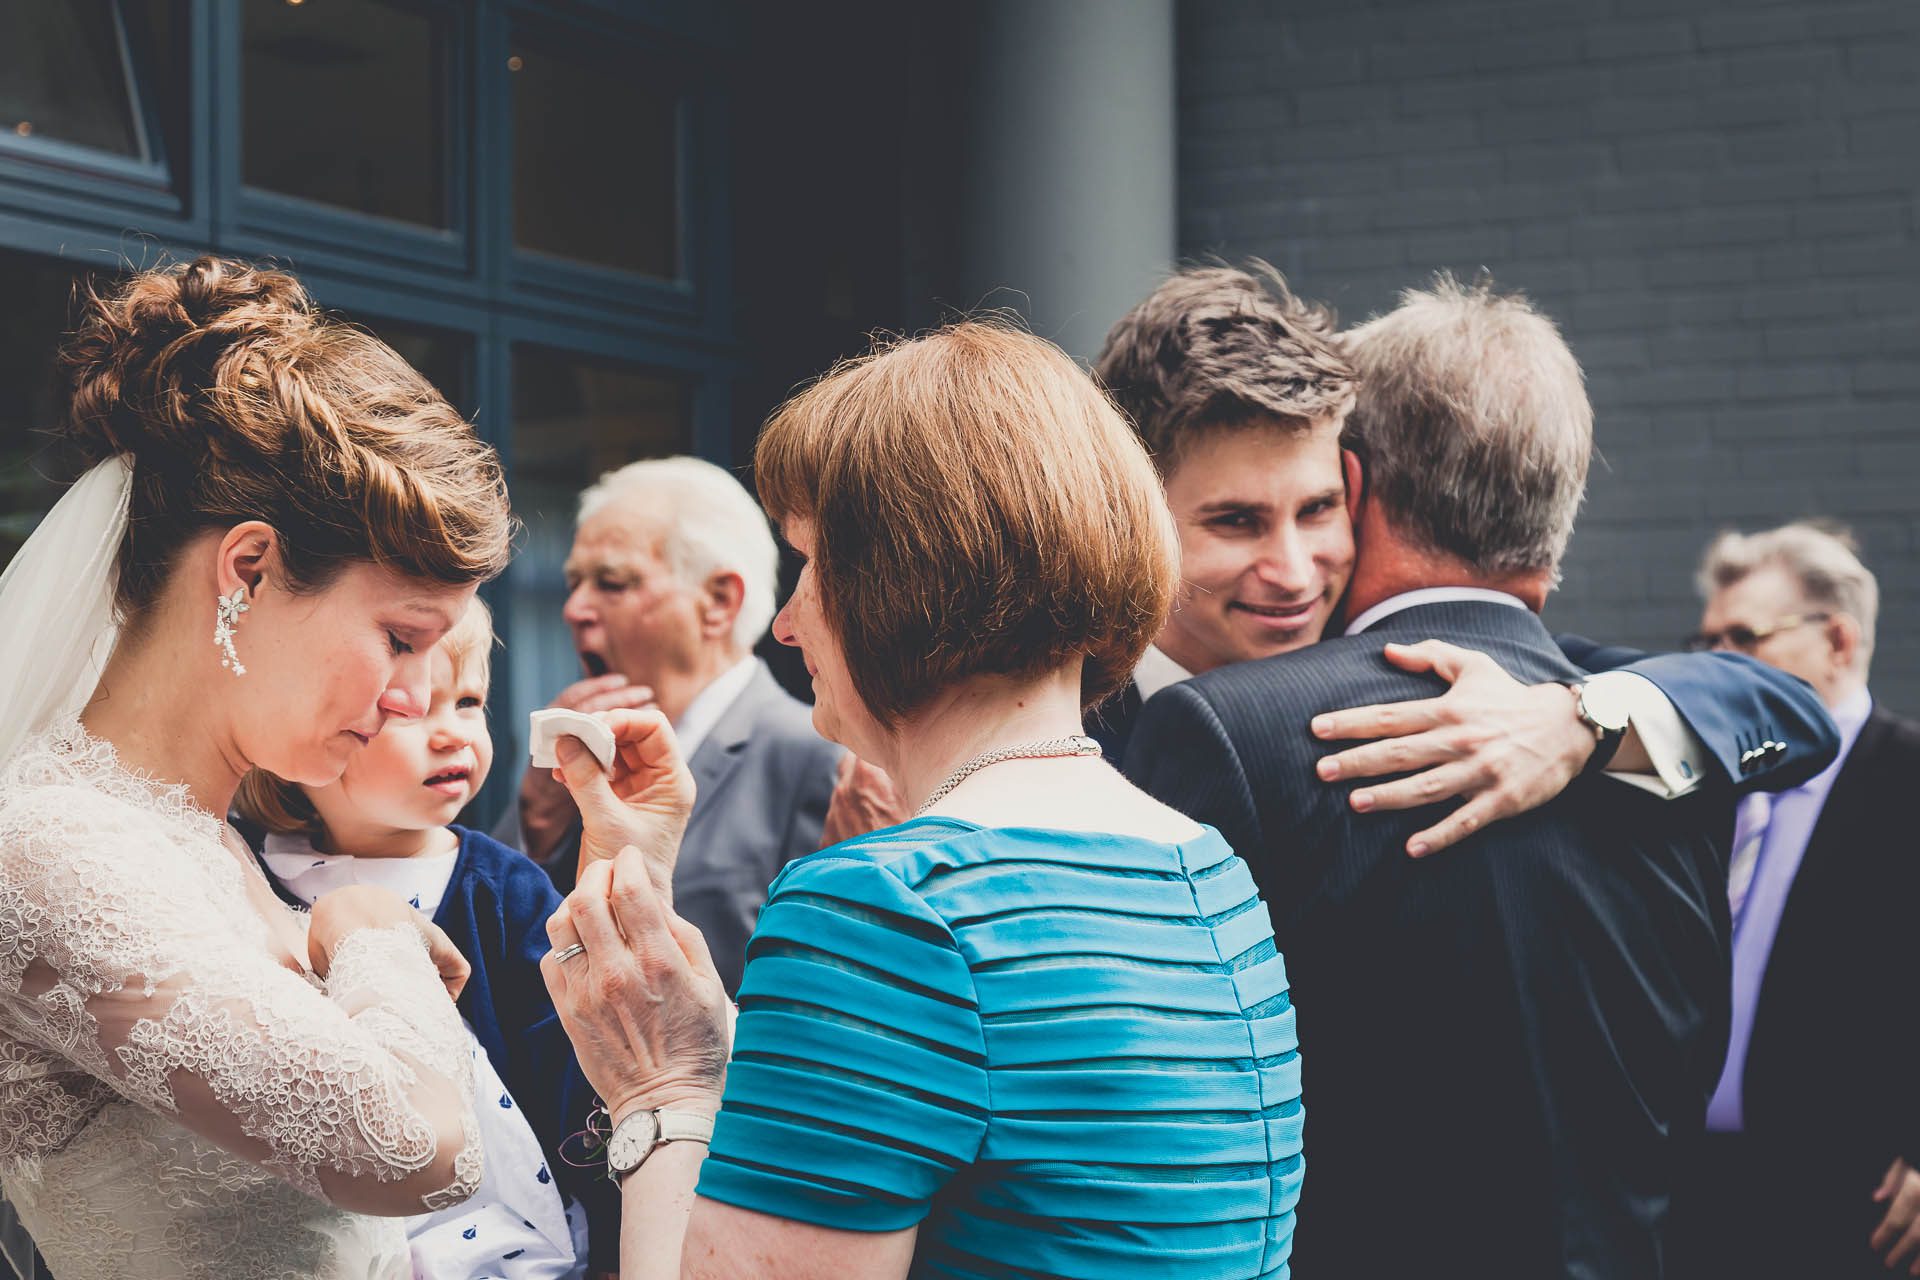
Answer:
[
  {"xmin": 307, "ymin": 886, "xmax": 471, "ymax": 1000},
  {"xmin": 552, "ymin": 706, "xmax": 695, "ymax": 903}
]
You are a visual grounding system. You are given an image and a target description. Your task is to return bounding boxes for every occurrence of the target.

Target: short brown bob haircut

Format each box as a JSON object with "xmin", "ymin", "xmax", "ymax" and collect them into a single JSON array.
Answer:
[
  {"xmin": 755, "ymin": 320, "xmax": 1179, "ymax": 729},
  {"xmin": 1094, "ymin": 260, "xmax": 1356, "ymax": 475}
]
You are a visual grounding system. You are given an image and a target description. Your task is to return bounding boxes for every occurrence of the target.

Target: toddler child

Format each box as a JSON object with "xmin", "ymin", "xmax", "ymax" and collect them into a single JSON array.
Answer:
[{"xmin": 238, "ymin": 598, "xmax": 617, "ymax": 1280}]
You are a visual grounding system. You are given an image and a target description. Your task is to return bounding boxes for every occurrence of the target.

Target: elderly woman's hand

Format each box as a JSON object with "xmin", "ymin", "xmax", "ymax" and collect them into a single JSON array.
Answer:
[
  {"xmin": 551, "ymin": 706, "xmax": 696, "ymax": 896},
  {"xmin": 542, "ymin": 848, "xmax": 732, "ymax": 1125}
]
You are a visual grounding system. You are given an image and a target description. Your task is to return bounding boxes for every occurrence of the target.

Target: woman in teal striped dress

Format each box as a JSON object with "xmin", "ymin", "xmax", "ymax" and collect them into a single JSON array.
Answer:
[{"xmin": 539, "ymin": 321, "xmax": 1303, "ymax": 1280}]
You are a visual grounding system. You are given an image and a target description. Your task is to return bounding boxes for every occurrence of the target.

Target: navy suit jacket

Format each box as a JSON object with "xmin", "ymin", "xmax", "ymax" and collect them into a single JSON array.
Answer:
[
  {"xmin": 1123, "ymin": 601, "xmax": 1840, "ymax": 1279},
  {"xmin": 258, "ymin": 826, "xmax": 618, "ymax": 1272},
  {"xmin": 1094, "ymin": 634, "xmax": 1838, "ymax": 795}
]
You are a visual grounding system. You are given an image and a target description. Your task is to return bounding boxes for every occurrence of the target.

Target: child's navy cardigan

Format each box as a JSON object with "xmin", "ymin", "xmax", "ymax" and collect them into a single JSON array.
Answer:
[{"xmin": 257, "ymin": 825, "xmax": 619, "ymax": 1273}]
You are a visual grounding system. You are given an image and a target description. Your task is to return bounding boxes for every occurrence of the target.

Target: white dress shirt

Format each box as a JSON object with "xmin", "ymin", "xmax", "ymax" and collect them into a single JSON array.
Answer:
[
  {"xmin": 674, "ymin": 655, "xmax": 762, "ymax": 760},
  {"xmin": 1132, "ymin": 644, "xmax": 1194, "ymax": 702}
]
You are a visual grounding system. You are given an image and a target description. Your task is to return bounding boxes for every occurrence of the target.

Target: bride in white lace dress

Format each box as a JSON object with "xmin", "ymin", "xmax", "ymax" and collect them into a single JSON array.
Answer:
[{"xmin": 0, "ymin": 258, "xmax": 517, "ymax": 1278}]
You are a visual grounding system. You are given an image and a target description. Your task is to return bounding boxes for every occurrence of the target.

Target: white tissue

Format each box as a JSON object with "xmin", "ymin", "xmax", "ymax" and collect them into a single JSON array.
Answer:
[{"xmin": 528, "ymin": 708, "xmax": 617, "ymax": 770}]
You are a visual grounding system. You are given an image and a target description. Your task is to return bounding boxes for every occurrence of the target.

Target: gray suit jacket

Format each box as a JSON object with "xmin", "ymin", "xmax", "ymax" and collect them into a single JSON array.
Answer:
[{"xmin": 494, "ymin": 661, "xmax": 841, "ymax": 993}]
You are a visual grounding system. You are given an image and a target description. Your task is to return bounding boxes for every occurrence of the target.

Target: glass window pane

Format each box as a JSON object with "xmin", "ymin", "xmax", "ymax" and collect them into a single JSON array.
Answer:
[
  {"xmin": 0, "ymin": 1, "xmax": 180, "ymax": 162},
  {"xmin": 511, "ymin": 25, "xmax": 679, "ymax": 278},
  {"xmin": 243, "ymin": 0, "xmax": 447, "ymax": 227},
  {"xmin": 503, "ymin": 346, "xmax": 690, "ymax": 758},
  {"xmin": 0, "ymin": 248, "xmax": 104, "ymax": 573}
]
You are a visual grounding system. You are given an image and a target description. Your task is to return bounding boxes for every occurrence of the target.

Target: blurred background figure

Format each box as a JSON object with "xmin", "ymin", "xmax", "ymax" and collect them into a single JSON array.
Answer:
[
  {"xmin": 1674, "ymin": 522, "xmax": 1920, "ymax": 1280},
  {"xmin": 494, "ymin": 458, "xmax": 839, "ymax": 994}
]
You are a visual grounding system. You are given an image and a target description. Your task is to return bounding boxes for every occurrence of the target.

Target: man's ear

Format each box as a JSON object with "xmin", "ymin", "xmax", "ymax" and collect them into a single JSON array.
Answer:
[
  {"xmin": 1342, "ymin": 448, "xmax": 1366, "ymax": 526},
  {"xmin": 700, "ymin": 570, "xmax": 746, "ymax": 643},
  {"xmin": 216, "ymin": 522, "xmax": 277, "ymax": 598},
  {"xmin": 1827, "ymin": 612, "xmax": 1863, "ymax": 680}
]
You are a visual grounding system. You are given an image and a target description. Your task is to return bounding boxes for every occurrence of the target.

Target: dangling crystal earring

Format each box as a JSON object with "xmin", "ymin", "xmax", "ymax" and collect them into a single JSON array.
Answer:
[{"xmin": 214, "ymin": 586, "xmax": 249, "ymax": 676}]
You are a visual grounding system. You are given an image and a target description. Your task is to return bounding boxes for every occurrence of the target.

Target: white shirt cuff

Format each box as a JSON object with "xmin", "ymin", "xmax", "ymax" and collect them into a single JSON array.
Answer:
[{"xmin": 1587, "ymin": 670, "xmax": 1709, "ymax": 799}]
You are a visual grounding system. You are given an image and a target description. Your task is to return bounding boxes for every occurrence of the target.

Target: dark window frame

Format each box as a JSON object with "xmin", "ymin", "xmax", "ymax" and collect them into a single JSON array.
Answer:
[
  {"xmin": 500, "ymin": 5, "xmax": 702, "ymax": 315},
  {"xmin": 0, "ymin": 0, "xmax": 205, "ymax": 230},
  {"xmin": 0, "ymin": 0, "xmax": 739, "ymax": 831},
  {"xmin": 221, "ymin": 0, "xmax": 472, "ymax": 273}
]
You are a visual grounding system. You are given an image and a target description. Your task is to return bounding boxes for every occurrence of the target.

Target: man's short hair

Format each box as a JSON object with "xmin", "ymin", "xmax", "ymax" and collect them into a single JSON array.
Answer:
[
  {"xmin": 1698, "ymin": 521, "xmax": 1879, "ymax": 667},
  {"xmin": 755, "ymin": 319, "xmax": 1179, "ymax": 729},
  {"xmin": 1093, "ymin": 260, "xmax": 1357, "ymax": 473},
  {"xmin": 1343, "ymin": 273, "xmax": 1591, "ymax": 578},
  {"xmin": 577, "ymin": 456, "xmax": 779, "ymax": 654}
]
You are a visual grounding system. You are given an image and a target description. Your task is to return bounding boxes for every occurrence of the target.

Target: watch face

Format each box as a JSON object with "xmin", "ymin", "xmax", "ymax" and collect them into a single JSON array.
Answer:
[
  {"xmin": 609, "ymin": 1112, "xmax": 658, "ymax": 1172},
  {"xmin": 1580, "ymin": 681, "xmax": 1634, "ymax": 735}
]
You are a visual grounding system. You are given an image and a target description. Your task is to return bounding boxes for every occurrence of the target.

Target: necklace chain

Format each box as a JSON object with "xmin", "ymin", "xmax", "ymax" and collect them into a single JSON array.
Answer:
[{"xmin": 914, "ymin": 734, "xmax": 1104, "ymax": 816}]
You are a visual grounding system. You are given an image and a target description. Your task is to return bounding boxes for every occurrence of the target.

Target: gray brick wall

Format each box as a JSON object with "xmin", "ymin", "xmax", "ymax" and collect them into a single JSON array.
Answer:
[{"xmin": 1179, "ymin": 0, "xmax": 1920, "ymax": 711}]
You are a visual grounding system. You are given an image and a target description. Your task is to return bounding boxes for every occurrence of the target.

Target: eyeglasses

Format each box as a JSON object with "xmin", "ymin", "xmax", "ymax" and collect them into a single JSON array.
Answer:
[{"xmin": 1684, "ymin": 612, "xmax": 1831, "ymax": 653}]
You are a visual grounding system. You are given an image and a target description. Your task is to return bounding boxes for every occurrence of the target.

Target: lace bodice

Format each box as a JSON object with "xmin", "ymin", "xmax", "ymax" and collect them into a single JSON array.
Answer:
[{"xmin": 0, "ymin": 720, "xmax": 482, "ymax": 1279}]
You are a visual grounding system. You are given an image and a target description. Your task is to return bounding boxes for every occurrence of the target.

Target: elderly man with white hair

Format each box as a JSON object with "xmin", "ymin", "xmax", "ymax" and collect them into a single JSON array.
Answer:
[
  {"xmin": 1672, "ymin": 522, "xmax": 1920, "ymax": 1280},
  {"xmin": 496, "ymin": 456, "xmax": 839, "ymax": 993}
]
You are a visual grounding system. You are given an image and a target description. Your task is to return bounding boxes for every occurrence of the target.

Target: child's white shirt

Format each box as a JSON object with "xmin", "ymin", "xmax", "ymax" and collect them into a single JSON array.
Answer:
[{"xmin": 261, "ymin": 832, "xmax": 587, "ymax": 1280}]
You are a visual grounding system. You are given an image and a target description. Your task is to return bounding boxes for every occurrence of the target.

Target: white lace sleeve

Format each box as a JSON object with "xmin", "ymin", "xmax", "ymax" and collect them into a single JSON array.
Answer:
[{"xmin": 0, "ymin": 792, "xmax": 482, "ymax": 1216}]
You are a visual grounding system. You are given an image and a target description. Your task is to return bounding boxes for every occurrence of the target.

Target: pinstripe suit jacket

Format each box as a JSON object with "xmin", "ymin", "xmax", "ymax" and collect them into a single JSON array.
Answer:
[{"xmin": 1125, "ymin": 600, "xmax": 1734, "ymax": 1280}]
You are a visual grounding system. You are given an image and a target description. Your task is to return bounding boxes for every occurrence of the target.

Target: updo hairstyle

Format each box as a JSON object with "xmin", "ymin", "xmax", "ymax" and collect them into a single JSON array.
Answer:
[{"xmin": 55, "ymin": 256, "xmax": 514, "ymax": 625}]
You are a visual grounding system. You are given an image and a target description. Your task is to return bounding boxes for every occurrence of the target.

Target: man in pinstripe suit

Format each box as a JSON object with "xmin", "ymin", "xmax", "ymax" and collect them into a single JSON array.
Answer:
[{"xmin": 1125, "ymin": 276, "xmax": 1836, "ymax": 1279}]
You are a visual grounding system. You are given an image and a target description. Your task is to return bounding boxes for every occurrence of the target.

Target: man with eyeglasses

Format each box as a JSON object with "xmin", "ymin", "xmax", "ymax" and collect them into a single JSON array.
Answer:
[{"xmin": 1671, "ymin": 520, "xmax": 1920, "ymax": 1280}]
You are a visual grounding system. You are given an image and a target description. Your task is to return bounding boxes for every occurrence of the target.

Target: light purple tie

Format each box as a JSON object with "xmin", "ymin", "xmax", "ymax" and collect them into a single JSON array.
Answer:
[{"xmin": 1726, "ymin": 792, "xmax": 1773, "ymax": 923}]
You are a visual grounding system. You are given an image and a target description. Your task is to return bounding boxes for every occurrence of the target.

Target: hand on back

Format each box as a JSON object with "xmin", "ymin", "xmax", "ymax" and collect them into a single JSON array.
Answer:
[{"xmin": 1308, "ymin": 639, "xmax": 1598, "ymax": 857}]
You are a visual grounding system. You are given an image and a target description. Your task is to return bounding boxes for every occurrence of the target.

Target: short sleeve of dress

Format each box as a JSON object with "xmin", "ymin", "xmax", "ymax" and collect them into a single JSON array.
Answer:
[{"xmin": 697, "ymin": 852, "xmax": 989, "ymax": 1232}]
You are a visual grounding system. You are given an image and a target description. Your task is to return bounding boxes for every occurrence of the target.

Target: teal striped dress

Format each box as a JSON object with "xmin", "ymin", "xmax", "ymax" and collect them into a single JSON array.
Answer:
[{"xmin": 697, "ymin": 816, "xmax": 1304, "ymax": 1279}]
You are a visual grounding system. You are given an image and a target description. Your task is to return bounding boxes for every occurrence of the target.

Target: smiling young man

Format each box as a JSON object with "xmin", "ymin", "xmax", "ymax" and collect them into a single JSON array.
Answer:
[{"xmin": 1089, "ymin": 262, "xmax": 1358, "ymax": 749}]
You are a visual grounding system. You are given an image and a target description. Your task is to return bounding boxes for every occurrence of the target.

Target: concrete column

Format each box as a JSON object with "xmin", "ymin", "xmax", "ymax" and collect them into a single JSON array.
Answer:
[{"xmin": 956, "ymin": 0, "xmax": 1177, "ymax": 362}]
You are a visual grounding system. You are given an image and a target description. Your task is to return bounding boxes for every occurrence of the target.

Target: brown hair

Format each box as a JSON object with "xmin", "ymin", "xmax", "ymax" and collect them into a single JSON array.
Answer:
[
  {"xmin": 755, "ymin": 320, "xmax": 1178, "ymax": 728},
  {"xmin": 236, "ymin": 596, "xmax": 498, "ymax": 836},
  {"xmin": 1093, "ymin": 260, "xmax": 1356, "ymax": 473},
  {"xmin": 56, "ymin": 256, "xmax": 514, "ymax": 624}
]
